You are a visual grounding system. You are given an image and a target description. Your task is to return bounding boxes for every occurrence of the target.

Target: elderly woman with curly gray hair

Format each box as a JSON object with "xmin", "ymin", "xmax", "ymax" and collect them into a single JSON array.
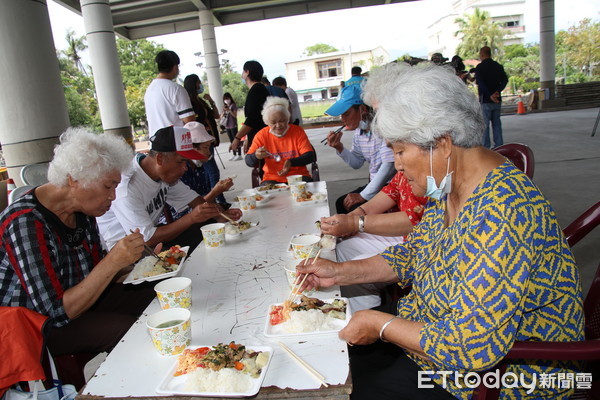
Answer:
[
  {"xmin": 296, "ymin": 63, "xmax": 583, "ymax": 399},
  {"xmin": 0, "ymin": 128, "xmax": 156, "ymax": 357},
  {"xmin": 245, "ymin": 96, "xmax": 316, "ymax": 184}
]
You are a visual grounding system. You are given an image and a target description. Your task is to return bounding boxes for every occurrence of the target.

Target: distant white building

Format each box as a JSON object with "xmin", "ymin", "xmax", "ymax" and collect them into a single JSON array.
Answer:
[
  {"xmin": 284, "ymin": 46, "xmax": 389, "ymax": 102},
  {"xmin": 428, "ymin": 0, "xmax": 526, "ymax": 59}
]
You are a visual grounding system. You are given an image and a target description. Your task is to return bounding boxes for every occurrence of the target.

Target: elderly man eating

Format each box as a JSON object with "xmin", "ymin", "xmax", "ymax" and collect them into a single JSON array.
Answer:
[{"xmin": 98, "ymin": 124, "xmax": 242, "ymax": 252}]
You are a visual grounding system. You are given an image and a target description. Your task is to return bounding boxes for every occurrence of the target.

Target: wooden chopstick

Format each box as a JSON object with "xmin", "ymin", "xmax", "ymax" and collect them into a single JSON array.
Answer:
[
  {"xmin": 219, "ymin": 211, "xmax": 239, "ymax": 226},
  {"xmin": 129, "ymin": 229, "xmax": 160, "ymax": 259},
  {"xmin": 320, "ymin": 125, "xmax": 345, "ymax": 144},
  {"xmin": 287, "ymin": 246, "xmax": 318, "ymax": 302},
  {"xmin": 278, "ymin": 342, "xmax": 328, "ymax": 387},
  {"xmin": 288, "ymin": 248, "xmax": 322, "ymax": 303}
]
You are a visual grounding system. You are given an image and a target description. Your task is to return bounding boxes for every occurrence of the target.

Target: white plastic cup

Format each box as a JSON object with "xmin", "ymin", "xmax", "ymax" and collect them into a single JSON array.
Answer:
[
  {"xmin": 286, "ymin": 175, "xmax": 303, "ymax": 185},
  {"xmin": 289, "ymin": 182, "xmax": 307, "ymax": 200},
  {"xmin": 200, "ymin": 222, "xmax": 226, "ymax": 248},
  {"xmin": 290, "ymin": 234, "xmax": 321, "ymax": 260},
  {"xmin": 284, "ymin": 259, "xmax": 315, "ymax": 296},
  {"xmin": 146, "ymin": 308, "xmax": 191, "ymax": 356},
  {"xmin": 238, "ymin": 190, "xmax": 257, "ymax": 210},
  {"xmin": 154, "ymin": 277, "xmax": 192, "ymax": 310}
]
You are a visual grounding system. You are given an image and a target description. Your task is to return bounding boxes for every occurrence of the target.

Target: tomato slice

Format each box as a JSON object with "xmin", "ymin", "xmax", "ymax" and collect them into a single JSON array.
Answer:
[{"xmin": 269, "ymin": 305, "xmax": 285, "ymax": 325}]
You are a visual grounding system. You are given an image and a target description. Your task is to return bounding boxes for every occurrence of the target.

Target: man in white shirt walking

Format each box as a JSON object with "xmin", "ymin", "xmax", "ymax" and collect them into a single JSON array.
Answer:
[
  {"xmin": 144, "ymin": 50, "xmax": 196, "ymax": 138},
  {"xmin": 273, "ymin": 76, "xmax": 302, "ymax": 126}
]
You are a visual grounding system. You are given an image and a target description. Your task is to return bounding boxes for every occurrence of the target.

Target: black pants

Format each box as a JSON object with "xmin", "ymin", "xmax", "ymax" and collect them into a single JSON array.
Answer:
[
  {"xmin": 226, "ymin": 127, "xmax": 241, "ymax": 156},
  {"xmin": 335, "ymin": 185, "xmax": 367, "ymax": 214},
  {"xmin": 349, "ymin": 342, "xmax": 456, "ymax": 400},
  {"xmin": 45, "ymin": 281, "xmax": 155, "ymax": 356}
]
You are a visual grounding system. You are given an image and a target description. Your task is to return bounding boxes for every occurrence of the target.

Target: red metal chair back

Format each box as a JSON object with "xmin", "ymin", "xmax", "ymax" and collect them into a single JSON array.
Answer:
[
  {"xmin": 563, "ymin": 200, "xmax": 600, "ymax": 249},
  {"xmin": 493, "ymin": 143, "xmax": 535, "ymax": 179}
]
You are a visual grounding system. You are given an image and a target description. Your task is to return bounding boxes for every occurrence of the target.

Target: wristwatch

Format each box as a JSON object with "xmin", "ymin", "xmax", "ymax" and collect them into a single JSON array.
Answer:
[{"xmin": 358, "ymin": 215, "xmax": 365, "ymax": 233}]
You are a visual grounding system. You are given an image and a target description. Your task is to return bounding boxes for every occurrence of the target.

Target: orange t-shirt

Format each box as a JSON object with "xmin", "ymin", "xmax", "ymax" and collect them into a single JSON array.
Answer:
[{"xmin": 248, "ymin": 124, "xmax": 313, "ymax": 183}]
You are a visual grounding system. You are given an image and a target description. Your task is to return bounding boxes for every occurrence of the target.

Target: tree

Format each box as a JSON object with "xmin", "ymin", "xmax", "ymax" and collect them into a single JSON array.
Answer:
[
  {"xmin": 57, "ymin": 52, "xmax": 99, "ymax": 128},
  {"xmin": 559, "ymin": 18, "xmax": 600, "ymax": 78},
  {"xmin": 62, "ymin": 29, "xmax": 87, "ymax": 75},
  {"xmin": 115, "ymin": 38, "xmax": 166, "ymax": 132},
  {"xmin": 303, "ymin": 43, "xmax": 338, "ymax": 57},
  {"xmin": 502, "ymin": 43, "xmax": 540, "ymax": 92},
  {"xmin": 454, "ymin": 8, "xmax": 506, "ymax": 60}
]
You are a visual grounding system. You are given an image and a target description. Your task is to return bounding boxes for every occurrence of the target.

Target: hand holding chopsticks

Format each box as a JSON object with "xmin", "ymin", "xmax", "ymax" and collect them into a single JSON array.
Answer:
[
  {"xmin": 321, "ymin": 125, "xmax": 345, "ymax": 145},
  {"xmin": 287, "ymin": 248, "xmax": 322, "ymax": 303},
  {"xmin": 219, "ymin": 211, "xmax": 240, "ymax": 226},
  {"xmin": 278, "ymin": 342, "xmax": 328, "ymax": 387},
  {"xmin": 129, "ymin": 229, "xmax": 160, "ymax": 260}
]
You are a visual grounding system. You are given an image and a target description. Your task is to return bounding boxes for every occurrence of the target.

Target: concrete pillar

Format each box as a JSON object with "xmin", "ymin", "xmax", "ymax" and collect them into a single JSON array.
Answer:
[
  {"xmin": 0, "ymin": 0, "xmax": 67, "ymax": 185},
  {"xmin": 81, "ymin": 0, "xmax": 132, "ymax": 143},
  {"xmin": 539, "ymin": 0, "xmax": 555, "ymax": 99},
  {"xmin": 199, "ymin": 10, "xmax": 224, "ymax": 113}
]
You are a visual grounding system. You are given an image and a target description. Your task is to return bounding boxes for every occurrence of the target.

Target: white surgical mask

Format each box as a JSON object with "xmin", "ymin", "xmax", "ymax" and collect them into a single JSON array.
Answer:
[
  {"xmin": 197, "ymin": 84, "xmax": 204, "ymax": 94},
  {"xmin": 425, "ymin": 146, "xmax": 453, "ymax": 200},
  {"xmin": 224, "ymin": 99, "xmax": 231, "ymax": 105},
  {"xmin": 270, "ymin": 125, "xmax": 289, "ymax": 138},
  {"xmin": 358, "ymin": 119, "xmax": 369, "ymax": 131}
]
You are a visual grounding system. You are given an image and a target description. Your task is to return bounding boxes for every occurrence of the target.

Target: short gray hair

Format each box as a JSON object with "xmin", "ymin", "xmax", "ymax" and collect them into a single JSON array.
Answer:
[
  {"xmin": 366, "ymin": 62, "xmax": 484, "ymax": 148},
  {"xmin": 48, "ymin": 127, "xmax": 133, "ymax": 187},
  {"xmin": 262, "ymin": 96, "xmax": 290, "ymax": 124}
]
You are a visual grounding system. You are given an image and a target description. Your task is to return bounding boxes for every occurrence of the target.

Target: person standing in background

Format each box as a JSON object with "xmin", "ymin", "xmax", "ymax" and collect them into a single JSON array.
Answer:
[
  {"xmin": 273, "ymin": 76, "xmax": 303, "ymax": 126},
  {"xmin": 182, "ymin": 74, "xmax": 228, "ymax": 207},
  {"xmin": 475, "ymin": 46, "xmax": 508, "ymax": 148},
  {"xmin": 222, "ymin": 92, "xmax": 242, "ymax": 160},
  {"xmin": 345, "ymin": 66, "xmax": 364, "ymax": 88},
  {"xmin": 230, "ymin": 60, "xmax": 269, "ymax": 153},
  {"xmin": 144, "ymin": 50, "xmax": 196, "ymax": 138}
]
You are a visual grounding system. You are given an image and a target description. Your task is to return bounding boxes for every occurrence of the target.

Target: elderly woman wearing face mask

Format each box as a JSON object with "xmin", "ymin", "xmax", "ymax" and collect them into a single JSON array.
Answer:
[
  {"xmin": 245, "ymin": 96, "xmax": 316, "ymax": 184},
  {"xmin": 295, "ymin": 63, "xmax": 583, "ymax": 400}
]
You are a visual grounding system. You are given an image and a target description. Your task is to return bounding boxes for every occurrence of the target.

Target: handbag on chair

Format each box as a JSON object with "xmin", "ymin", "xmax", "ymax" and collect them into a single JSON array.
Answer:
[{"xmin": 3, "ymin": 351, "xmax": 76, "ymax": 400}]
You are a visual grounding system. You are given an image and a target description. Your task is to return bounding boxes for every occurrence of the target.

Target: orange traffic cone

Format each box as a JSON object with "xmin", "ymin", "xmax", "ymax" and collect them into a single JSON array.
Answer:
[{"xmin": 517, "ymin": 95, "xmax": 526, "ymax": 115}]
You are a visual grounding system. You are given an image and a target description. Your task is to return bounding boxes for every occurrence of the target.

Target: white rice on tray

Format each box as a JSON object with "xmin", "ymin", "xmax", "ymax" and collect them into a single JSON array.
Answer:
[
  {"xmin": 131, "ymin": 256, "xmax": 165, "ymax": 279},
  {"xmin": 184, "ymin": 367, "xmax": 253, "ymax": 393},
  {"xmin": 282, "ymin": 309, "xmax": 342, "ymax": 333}
]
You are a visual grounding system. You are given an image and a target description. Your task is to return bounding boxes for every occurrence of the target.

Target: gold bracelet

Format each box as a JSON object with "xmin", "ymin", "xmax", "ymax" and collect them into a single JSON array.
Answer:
[{"xmin": 379, "ymin": 316, "xmax": 400, "ymax": 342}]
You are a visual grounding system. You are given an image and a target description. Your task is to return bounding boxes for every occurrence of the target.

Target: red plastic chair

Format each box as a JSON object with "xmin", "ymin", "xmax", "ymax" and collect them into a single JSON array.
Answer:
[
  {"xmin": 473, "ymin": 201, "xmax": 600, "ymax": 400},
  {"xmin": 563, "ymin": 200, "xmax": 600, "ymax": 248},
  {"xmin": 493, "ymin": 143, "xmax": 535, "ymax": 179}
]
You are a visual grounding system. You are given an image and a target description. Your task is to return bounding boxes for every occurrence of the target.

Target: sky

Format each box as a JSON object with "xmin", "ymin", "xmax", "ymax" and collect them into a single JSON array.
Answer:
[{"xmin": 47, "ymin": 0, "xmax": 598, "ymax": 80}]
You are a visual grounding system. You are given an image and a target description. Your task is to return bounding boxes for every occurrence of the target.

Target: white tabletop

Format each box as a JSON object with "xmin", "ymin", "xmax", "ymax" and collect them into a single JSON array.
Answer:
[{"xmin": 81, "ymin": 181, "xmax": 350, "ymax": 397}]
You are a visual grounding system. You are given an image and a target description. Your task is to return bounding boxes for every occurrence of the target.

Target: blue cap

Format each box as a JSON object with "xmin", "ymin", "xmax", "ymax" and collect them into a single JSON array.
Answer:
[{"xmin": 325, "ymin": 84, "xmax": 363, "ymax": 116}]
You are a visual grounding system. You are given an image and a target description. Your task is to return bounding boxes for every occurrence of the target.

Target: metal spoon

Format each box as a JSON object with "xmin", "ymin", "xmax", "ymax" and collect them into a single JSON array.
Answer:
[{"xmin": 264, "ymin": 150, "xmax": 282, "ymax": 162}]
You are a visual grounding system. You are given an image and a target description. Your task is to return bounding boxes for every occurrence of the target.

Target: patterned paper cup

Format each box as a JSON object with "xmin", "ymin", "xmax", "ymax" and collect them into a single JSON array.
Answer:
[
  {"xmin": 290, "ymin": 234, "xmax": 321, "ymax": 260},
  {"xmin": 154, "ymin": 277, "xmax": 192, "ymax": 310},
  {"xmin": 289, "ymin": 182, "xmax": 307, "ymax": 199},
  {"xmin": 284, "ymin": 259, "xmax": 315, "ymax": 296},
  {"xmin": 201, "ymin": 223, "xmax": 226, "ymax": 248},
  {"xmin": 238, "ymin": 190, "xmax": 257, "ymax": 210},
  {"xmin": 146, "ymin": 308, "xmax": 191, "ymax": 356},
  {"xmin": 286, "ymin": 175, "xmax": 303, "ymax": 185}
]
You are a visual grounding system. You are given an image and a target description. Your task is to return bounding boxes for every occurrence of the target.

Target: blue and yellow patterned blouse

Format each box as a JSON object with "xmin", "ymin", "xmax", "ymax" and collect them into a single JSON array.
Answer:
[{"xmin": 381, "ymin": 161, "xmax": 584, "ymax": 399}]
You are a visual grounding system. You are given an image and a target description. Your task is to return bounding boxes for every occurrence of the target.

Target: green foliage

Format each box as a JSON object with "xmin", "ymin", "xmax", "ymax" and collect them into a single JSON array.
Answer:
[
  {"xmin": 220, "ymin": 71, "xmax": 248, "ymax": 107},
  {"xmin": 58, "ymin": 49, "xmax": 99, "ymax": 129},
  {"xmin": 455, "ymin": 8, "xmax": 506, "ymax": 59},
  {"xmin": 560, "ymin": 18, "xmax": 600, "ymax": 78},
  {"xmin": 303, "ymin": 43, "xmax": 339, "ymax": 57},
  {"xmin": 299, "ymin": 101, "xmax": 332, "ymax": 118},
  {"xmin": 115, "ymin": 39, "xmax": 165, "ymax": 132}
]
